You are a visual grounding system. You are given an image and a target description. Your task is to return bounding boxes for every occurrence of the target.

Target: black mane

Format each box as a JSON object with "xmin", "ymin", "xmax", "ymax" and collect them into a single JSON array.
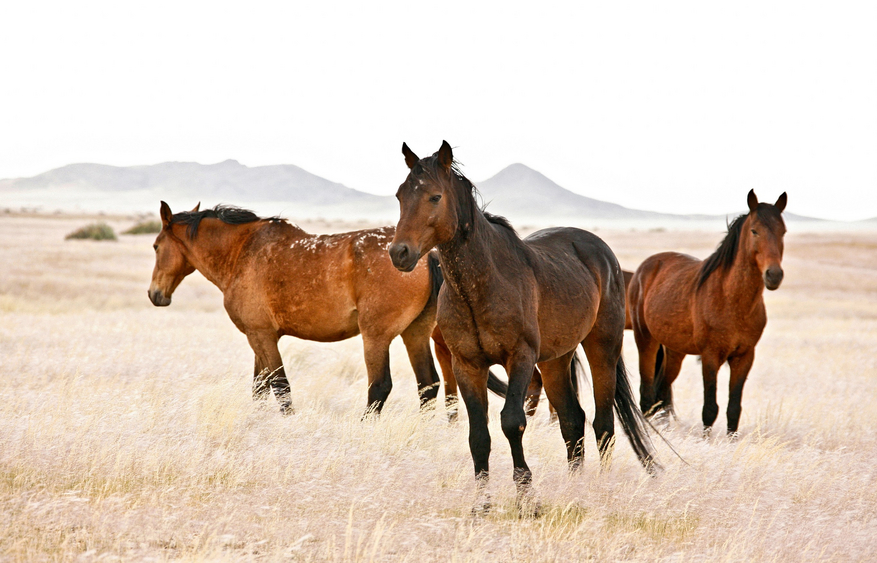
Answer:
[
  {"xmin": 446, "ymin": 160, "xmax": 517, "ymax": 236},
  {"xmin": 170, "ymin": 205, "xmax": 280, "ymax": 239},
  {"xmin": 697, "ymin": 205, "xmax": 784, "ymax": 289}
]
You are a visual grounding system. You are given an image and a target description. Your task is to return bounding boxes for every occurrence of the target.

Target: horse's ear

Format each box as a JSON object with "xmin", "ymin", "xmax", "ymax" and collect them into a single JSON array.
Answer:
[
  {"xmin": 191, "ymin": 202, "xmax": 200, "ymax": 212},
  {"xmin": 774, "ymin": 192, "xmax": 787, "ymax": 212},
  {"xmin": 402, "ymin": 143, "xmax": 419, "ymax": 169},
  {"xmin": 437, "ymin": 140, "xmax": 453, "ymax": 171},
  {"xmin": 747, "ymin": 189, "xmax": 758, "ymax": 213},
  {"xmin": 160, "ymin": 201, "xmax": 173, "ymax": 227}
]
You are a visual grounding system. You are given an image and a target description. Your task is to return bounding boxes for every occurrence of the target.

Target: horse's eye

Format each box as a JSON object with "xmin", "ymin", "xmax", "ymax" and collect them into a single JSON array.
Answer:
[
  {"xmin": 750, "ymin": 229, "xmax": 758, "ymax": 236},
  {"xmin": 153, "ymin": 244, "xmax": 158, "ymax": 251},
  {"xmin": 429, "ymin": 194, "xmax": 442, "ymax": 203}
]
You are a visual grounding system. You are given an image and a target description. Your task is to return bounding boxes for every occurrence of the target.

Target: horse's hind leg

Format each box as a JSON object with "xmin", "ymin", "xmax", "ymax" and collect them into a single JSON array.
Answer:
[
  {"xmin": 727, "ymin": 350, "xmax": 755, "ymax": 437},
  {"xmin": 247, "ymin": 332, "xmax": 292, "ymax": 415},
  {"xmin": 633, "ymin": 326, "xmax": 662, "ymax": 417},
  {"xmin": 362, "ymin": 334, "xmax": 394, "ymax": 416},
  {"xmin": 582, "ymin": 335, "xmax": 620, "ymax": 467},
  {"xmin": 655, "ymin": 348, "xmax": 686, "ymax": 420},
  {"xmin": 540, "ymin": 352, "xmax": 586, "ymax": 470},
  {"xmin": 401, "ymin": 320, "xmax": 441, "ymax": 410},
  {"xmin": 524, "ymin": 367, "xmax": 543, "ymax": 417},
  {"xmin": 431, "ymin": 328, "xmax": 458, "ymax": 420},
  {"xmin": 700, "ymin": 352, "xmax": 723, "ymax": 437}
]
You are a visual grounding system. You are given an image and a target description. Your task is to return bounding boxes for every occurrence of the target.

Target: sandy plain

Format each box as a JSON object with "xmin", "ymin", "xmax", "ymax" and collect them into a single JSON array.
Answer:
[{"xmin": 1, "ymin": 213, "xmax": 875, "ymax": 561}]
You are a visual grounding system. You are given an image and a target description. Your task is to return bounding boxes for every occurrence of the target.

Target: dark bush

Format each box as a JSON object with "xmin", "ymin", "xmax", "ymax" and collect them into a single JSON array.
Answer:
[
  {"xmin": 65, "ymin": 222, "xmax": 117, "ymax": 241},
  {"xmin": 122, "ymin": 220, "xmax": 162, "ymax": 235}
]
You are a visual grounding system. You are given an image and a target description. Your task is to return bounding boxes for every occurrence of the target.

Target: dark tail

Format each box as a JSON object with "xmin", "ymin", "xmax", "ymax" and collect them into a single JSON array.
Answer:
[
  {"xmin": 487, "ymin": 371, "xmax": 508, "ymax": 397},
  {"xmin": 570, "ymin": 352, "xmax": 583, "ymax": 402},
  {"xmin": 614, "ymin": 355, "xmax": 661, "ymax": 473}
]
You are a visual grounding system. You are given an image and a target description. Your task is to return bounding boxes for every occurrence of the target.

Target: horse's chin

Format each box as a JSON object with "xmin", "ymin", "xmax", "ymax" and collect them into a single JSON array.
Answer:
[
  {"xmin": 763, "ymin": 278, "xmax": 782, "ymax": 291},
  {"xmin": 148, "ymin": 289, "xmax": 172, "ymax": 307},
  {"xmin": 394, "ymin": 259, "xmax": 418, "ymax": 273}
]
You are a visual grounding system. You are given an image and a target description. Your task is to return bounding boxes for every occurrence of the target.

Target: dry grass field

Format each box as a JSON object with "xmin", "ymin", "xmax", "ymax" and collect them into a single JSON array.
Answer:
[{"xmin": 1, "ymin": 213, "xmax": 876, "ymax": 561}]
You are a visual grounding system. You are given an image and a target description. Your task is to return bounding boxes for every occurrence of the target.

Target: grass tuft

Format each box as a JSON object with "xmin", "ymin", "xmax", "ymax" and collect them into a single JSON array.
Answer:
[
  {"xmin": 122, "ymin": 220, "xmax": 162, "ymax": 235},
  {"xmin": 64, "ymin": 222, "xmax": 117, "ymax": 241}
]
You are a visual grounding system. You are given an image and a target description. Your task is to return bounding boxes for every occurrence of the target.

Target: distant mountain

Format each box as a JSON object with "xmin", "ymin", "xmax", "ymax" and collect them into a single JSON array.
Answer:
[
  {"xmin": 0, "ymin": 159, "xmax": 400, "ymax": 218},
  {"xmin": 0, "ymin": 159, "xmax": 827, "ymax": 226},
  {"xmin": 478, "ymin": 163, "xmax": 677, "ymax": 221}
]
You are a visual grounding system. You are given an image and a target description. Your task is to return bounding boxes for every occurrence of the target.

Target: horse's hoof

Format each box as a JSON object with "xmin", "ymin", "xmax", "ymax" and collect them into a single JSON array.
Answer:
[
  {"xmin": 727, "ymin": 431, "xmax": 740, "ymax": 442},
  {"xmin": 702, "ymin": 426, "xmax": 712, "ymax": 439}
]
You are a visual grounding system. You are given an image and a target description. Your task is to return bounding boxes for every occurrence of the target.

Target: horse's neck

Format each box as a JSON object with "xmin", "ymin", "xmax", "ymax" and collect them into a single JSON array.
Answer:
[
  {"xmin": 180, "ymin": 221, "xmax": 260, "ymax": 291},
  {"xmin": 721, "ymin": 244, "xmax": 764, "ymax": 310},
  {"xmin": 438, "ymin": 213, "xmax": 507, "ymax": 307}
]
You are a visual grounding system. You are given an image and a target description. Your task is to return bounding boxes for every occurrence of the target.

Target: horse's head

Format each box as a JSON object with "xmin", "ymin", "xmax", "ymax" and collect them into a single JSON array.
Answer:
[
  {"xmin": 389, "ymin": 141, "xmax": 460, "ymax": 272},
  {"xmin": 148, "ymin": 201, "xmax": 198, "ymax": 306},
  {"xmin": 743, "ymin": 190, "xmax": 787, "ymax": 290}
]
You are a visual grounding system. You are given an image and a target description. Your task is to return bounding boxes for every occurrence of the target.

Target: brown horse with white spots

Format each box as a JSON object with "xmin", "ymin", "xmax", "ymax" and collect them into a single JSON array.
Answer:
[
  {"xmin": 628, "ymin": 190, "xmax": 787, "ymax": 437},
  {"xmin": 389, "ymin": 141, "xmax": 657, "ymax": 511},
  {"xmin": 148, "ymin": 202, "xmax": 505, "ymax": 415}
]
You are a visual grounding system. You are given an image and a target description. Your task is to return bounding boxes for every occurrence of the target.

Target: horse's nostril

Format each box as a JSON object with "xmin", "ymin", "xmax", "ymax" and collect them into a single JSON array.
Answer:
[
  {"xmin": 764, "ymin": 267, "xmax": 784, "ymax": 289},
  {"xmin": 390, "ymin": 243, "xmax": 409, "ymax": 262}
]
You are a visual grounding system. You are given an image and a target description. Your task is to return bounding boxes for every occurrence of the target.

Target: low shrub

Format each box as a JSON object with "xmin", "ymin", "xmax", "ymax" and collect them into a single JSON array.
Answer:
[
  {"xmin": 122, "ymin": 220, "xmax": 162, "ymax": 235},
  {"xmin": 65, "ymin": 222, "xmax": 117, "ymax": 241}
]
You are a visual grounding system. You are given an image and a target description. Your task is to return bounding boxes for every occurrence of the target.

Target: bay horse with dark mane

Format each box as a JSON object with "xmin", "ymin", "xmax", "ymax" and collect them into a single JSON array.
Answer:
[
  {"xmin": 148, "ymin": 202, "xmax": 505, "ymax": 416},
  {"xmin": 628, "ymin": 190, "xmax": 787, "ymax": 437},
  {"xmin": 389, "ymin": 141, "xmax": 657, "ymax": 510}
]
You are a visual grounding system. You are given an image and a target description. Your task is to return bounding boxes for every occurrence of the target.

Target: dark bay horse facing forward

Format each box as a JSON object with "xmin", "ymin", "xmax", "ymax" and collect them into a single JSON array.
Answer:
[
  {"xmin": 149, "ymin": 202, "xmax": 454, "ymax": 415},
  {"xmin": 389, "ymin": 142, "xmax": 656, "ymax": 508},
  {"xmin": 629, "ymin": 190, "xmax": 787, "ymax": 436}
]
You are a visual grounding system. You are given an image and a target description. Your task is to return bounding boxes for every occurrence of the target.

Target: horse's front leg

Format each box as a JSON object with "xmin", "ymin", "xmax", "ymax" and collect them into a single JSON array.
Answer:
[
  {"xmin": 247, "ymin": 331, "xmax": 292, "ymax": 415},
  {"xmin": 502, "ymin": 350, "xmax": 539, "ymax": 514},
  {"xmin": 700, "ymin": 352, "xmax": 723, "ymax": 437},
  {"xmin": 453, "ymin": 356, "xmax": 491, "ymax": 514},
  {"xmin": 727, "ymin": 350, "xmax": 755, "ymax": 438},
  {"xmin": 362, "ymin": 334, "xmax": 394, "ymax": 417}
]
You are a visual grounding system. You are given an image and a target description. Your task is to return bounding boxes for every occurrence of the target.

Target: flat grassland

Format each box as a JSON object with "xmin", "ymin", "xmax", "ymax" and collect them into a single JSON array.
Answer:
[{"xmin": 1, "ymin": 214, "xmax": 875, "ymax": 561}]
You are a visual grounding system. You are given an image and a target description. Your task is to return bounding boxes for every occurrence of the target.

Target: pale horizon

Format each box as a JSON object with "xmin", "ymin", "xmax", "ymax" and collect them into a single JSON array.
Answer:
[{"xmin": 2, "ymin": 1, "xmax": 875, "ymax": 221}]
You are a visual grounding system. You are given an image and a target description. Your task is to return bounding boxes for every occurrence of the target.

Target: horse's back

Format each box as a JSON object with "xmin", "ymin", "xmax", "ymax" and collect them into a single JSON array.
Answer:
[{"xmin": 524, "ymin": 227, "xmax": 626, "ymax": 349}]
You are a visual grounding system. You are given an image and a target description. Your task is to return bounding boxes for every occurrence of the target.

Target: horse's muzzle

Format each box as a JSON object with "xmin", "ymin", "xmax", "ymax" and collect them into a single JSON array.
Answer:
[
  {"xmin": 148, "ymin": 288, "xmax": 172, "ymax": 306},
  {"xmin": 763, "ymin": 266, "xmax": 783, "ymax": 291},
  {"xmin": 388, "ymin": 242, "xmax": 418, "ymax": 272}
]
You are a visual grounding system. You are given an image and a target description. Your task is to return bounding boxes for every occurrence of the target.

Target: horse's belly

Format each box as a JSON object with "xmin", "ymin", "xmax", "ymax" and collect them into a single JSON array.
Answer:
[
  {"xmin": 276, "ymin": 308, "xmax": 361, "ymax": 342},
  {"xmin": 644, "ymin": 308, "xmax": 700, "ymax": 355}
]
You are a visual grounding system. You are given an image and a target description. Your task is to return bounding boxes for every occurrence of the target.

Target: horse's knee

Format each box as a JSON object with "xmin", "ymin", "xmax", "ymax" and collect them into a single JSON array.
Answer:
[{"xmin": 501, "ymin": 407, "xmax": 527, "ymax": 443}]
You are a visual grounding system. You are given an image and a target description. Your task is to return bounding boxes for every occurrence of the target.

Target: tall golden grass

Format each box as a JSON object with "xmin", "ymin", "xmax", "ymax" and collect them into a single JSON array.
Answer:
[{"xmin": 1, "ymin": 214, "xmax": 875, "ymax": 561}]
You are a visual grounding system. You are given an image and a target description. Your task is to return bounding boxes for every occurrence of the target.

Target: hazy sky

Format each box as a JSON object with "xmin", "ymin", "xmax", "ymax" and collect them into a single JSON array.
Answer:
[{"xmin": 2, "ymin": 1, "xmax": 875, "ymax": 220}]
